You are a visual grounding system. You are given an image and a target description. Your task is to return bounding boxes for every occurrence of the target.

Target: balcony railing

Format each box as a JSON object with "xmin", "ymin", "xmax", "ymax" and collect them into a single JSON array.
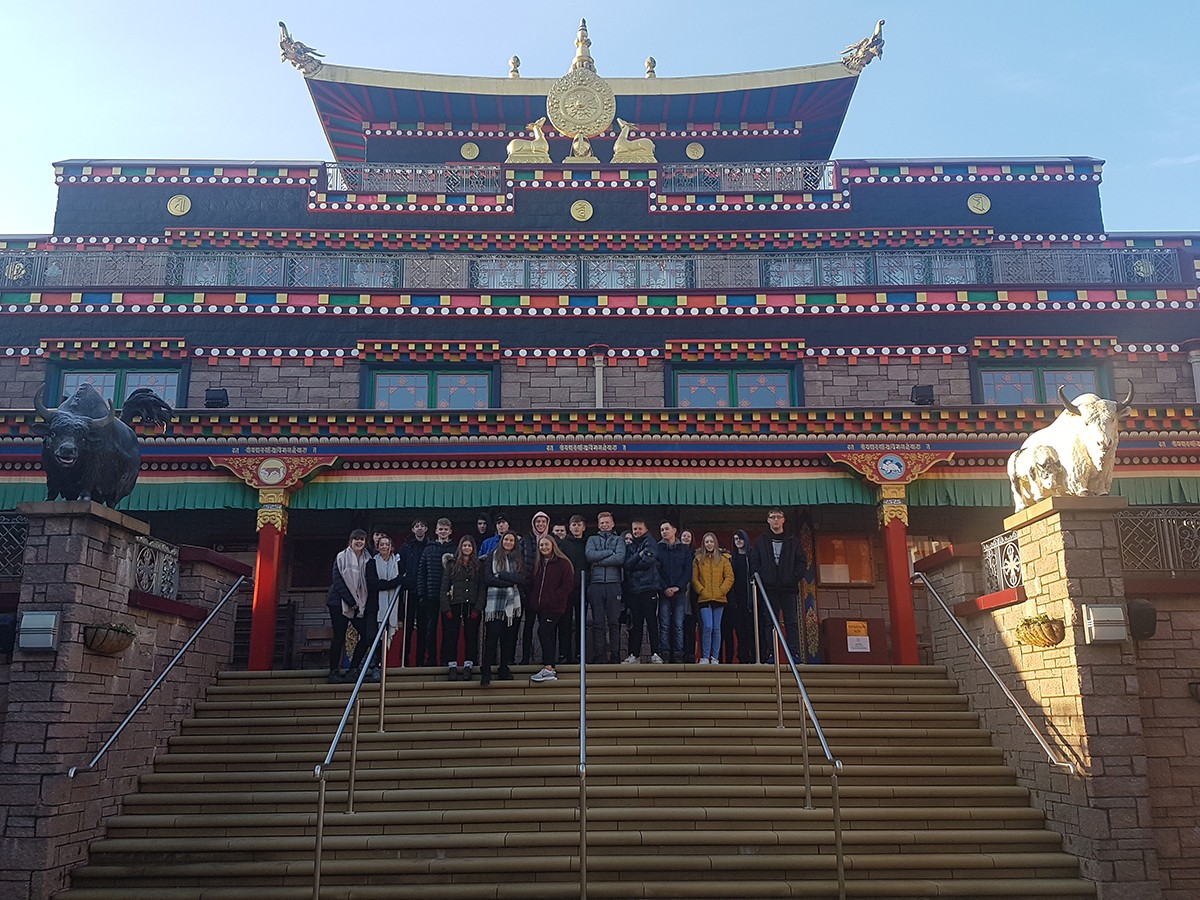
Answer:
[
  {"xmin": 658, "ymin": 162, "xmax": 836, "ymax": 193},
  {"xmin": 1116, "ymin": 507, "xmax": 1200, "ymax": 575},
  {"xmin": 0, "ymin": 514, "xmax": 28, "ymax": 579},
  {"xmin": 325, "ymin": 163, "xmax": 503, "ymax": 194},
  {"xmin": 0, "ymin": 247, "xmax": 1180, "ymax": 292}
]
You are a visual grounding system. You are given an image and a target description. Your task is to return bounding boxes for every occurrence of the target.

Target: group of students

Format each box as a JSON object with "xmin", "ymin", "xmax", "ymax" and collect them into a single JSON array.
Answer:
[{"xmin": 325, "ymin": 507, "xmax": 807, "ymax": 688}]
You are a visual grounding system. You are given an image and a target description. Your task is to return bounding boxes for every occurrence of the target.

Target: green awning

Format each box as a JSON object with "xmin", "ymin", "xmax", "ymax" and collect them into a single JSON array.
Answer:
[
  {"xmin": 290, "ymin": 475, "xmax": 878, "ymax": 509},
  {"xmin": 907, "ymin": 476, "xmax": 1200, "ymax": 507},
  {"xmin": 0, "ymin": 479, "xmax": 258, "ymax": 511}
]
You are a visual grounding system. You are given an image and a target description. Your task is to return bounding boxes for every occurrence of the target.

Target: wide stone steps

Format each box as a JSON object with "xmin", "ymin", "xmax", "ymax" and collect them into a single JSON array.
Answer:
[{"xmin": 59, "ymin": 664, "xmax": 1095, "ymax": 899}]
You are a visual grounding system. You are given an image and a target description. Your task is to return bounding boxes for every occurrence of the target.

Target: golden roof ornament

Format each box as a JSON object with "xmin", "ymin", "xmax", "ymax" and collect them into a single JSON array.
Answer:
[
  {"xmin": 278, "ymin": 21, "xmax": 324, "ymax": 77},
  {"xmin": 509, "ymin": 55, "xmax": 521, "ymax": 78},
  {"xmin": 611, "ymin": 118, "xmax": 656, "ymax": 164},
  {"xmin": 505, "ymin": 117, "xmax": 552, "ymax": 164},
  {"xmin": 645, "ymin": 57, "xmax": 657, "ymax": 78},
  {"xmin": 841, "ymin": 19, "xmax": 885, "ymax": 74},
  {"xmin": 546, "ymin": 19, "xmax": 616, "ymax": 165}
]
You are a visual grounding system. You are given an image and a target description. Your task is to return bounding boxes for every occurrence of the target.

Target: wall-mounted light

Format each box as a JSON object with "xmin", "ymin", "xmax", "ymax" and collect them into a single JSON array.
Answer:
[
  {"xmin": 1082, "ymin": 603, "xmax": 1129, "ymax": 644},
  {"xmin": 17, "ymin": 610, "xmax": 60, "ymax": 651},
  {"xmin": 204, "ymin": 388, "xmax": 230, "ymax": 409},
  {"xmin": 910, "ymin": 385, "xmax": 935, "ymax": 406}
]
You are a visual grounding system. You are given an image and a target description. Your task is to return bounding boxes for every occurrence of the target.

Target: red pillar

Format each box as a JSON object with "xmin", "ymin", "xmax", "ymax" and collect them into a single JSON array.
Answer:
[
  {"xmin": 881, "ymin": 514, "xmax": 919, "ymax": 665},
  {"xmin": 248, "ymin": 520, "xmax": 284, "ymax": 671}
]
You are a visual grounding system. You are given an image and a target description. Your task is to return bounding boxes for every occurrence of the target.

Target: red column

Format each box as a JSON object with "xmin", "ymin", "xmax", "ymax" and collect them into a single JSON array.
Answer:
[
  {"xmin": 248, "ymin": 521, "xmax": 284, "ymax": 671},
  {"xmin": 881, "ymin": 515, "xmax": 919, "ymax": 665}
]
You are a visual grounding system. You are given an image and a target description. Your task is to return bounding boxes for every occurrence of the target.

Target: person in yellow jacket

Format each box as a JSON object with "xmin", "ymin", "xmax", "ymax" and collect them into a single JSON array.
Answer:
[{"xmin": 692, "ymin": 532, "xmax": 734, "ymax": 665}]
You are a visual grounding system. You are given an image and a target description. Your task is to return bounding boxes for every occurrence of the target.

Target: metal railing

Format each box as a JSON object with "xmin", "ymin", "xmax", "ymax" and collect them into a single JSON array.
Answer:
[
  {"xmin": 66, "ymin": 575, "xmax": 247, "ymax": 778},
  {"xmin": 659, "ymin": 161, "xmax": 836, "ymax": 193},
  {"xmin": 0, "ymin": 246, "xmax": 1180, "ymax": 292},
  {"xmin": 911, "ymin": 572, "xmax": 1075, "ymax": 773},
  {"xmin": 325, "ymin": 162, "xmax": 503, "ymax": 194},
  {"xmin": 0, "ymin": 514, "xmax": 28, "ymax": 579},
  {"xmin": 578, "ymin": 571, "xmax": 588, "ymax": 900},
  {"xmin": 1115, "ymin": 506, "xmax": 1200, "ymax": 574},
  {"xmin": 312, "ymin": 589, "xmax": 402, "ymax": 900},
  {"xmin": 981, "ymin": 530, "xmax": 1023, "ymax": 594},
  {"xmin": 750, "ymin": 572, "xmax": 845, "ymax": 900}
]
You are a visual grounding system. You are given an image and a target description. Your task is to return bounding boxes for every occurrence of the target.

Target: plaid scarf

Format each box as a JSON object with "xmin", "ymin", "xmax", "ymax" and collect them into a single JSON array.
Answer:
[{"xmin": 485, "ymin": 552, "xmax": 522, "ymax": 624}]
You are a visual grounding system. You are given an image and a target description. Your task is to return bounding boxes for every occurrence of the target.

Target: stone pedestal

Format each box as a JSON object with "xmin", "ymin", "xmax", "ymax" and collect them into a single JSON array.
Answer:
[
  {"xmin": 1003, "ymin": 497, "xmax": 1159, "ymax": 898},
  {"xmin": 0, "ymin": 502, "xmax": 248, "ymax": 900}
]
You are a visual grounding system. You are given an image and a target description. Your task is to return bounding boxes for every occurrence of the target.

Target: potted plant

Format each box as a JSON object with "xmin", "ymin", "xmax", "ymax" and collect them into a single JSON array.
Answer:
[
  {"xmin": 1014, "ymin": 614, "xmax": 1066, "ymax": 648},
  {"xmin": 81, "ymin": 622, "xmax": 137, "ymax": 656}
]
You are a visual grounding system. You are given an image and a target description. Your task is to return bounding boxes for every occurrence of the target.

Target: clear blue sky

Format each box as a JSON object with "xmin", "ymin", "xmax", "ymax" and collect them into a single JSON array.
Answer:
[{"xmin": 2, "ymin": 0, "xmax": 1197, "ymax": 234}]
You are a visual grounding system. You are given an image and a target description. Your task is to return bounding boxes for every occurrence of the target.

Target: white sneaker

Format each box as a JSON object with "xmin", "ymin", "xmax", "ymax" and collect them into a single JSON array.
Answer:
[
  {"xmin": 697, "ymin": 657, "xmax": 710, "ymax": 665},
  {"xmin": 621, "ymin": 654, "xmax": 639, "ymax": 664},
  {"xmin": 530, "ymin": 667, "xmax": 557, "ymax": 683},
  {"xmin": 649, "ymin": 653, "xmax": 665, "ymax": 664},
  {"xmin": 709, "ymin": 657, "xmax": 720, "ymax": 666}
]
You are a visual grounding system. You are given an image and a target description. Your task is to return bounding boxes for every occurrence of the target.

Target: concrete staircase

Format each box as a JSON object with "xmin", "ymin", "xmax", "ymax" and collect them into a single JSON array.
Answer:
[{"xmin": 58, "ymin": 665, "xmax": 1095, "ymax": 899}]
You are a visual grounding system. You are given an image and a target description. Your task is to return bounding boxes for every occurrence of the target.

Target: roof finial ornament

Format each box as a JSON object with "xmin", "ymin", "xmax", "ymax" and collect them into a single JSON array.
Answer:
[
  {"xmin": 278, "ymin": 21, "xmax": 324, "ymax": 77},
  {"xmin": 645, "ymin": 56, "xmax": 657, "ymax": 78},
  {"xmin": 509, "ymin": 55, "xmax": 521, "ymax": 78},
  {"xmin": 572, "ymin": 18, "xmax": 596, "ymax": 72},
  {"xmin": 841, "ymin": 19, "xmax": 885, "ymax": 74}
]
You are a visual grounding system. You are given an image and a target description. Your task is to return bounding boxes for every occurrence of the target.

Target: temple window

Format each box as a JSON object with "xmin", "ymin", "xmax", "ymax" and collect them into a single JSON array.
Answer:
[
  {"xmin": 56, "ymin": 369, "xmax": 182, "ymax": 406},
  {"xmin": 975, "ymin": 364, "xmax": 1102, "ymax": 404},
  {"xmin": 672, "ymin": 370, "xmax": 795, "ymax": 408},
  {"xmin": 815, "ymin": 534, "xmax": 875, "ymax": 586},
  {"xmin": 372, "ymin": 370, "xmax": 493, "ymax": 410}
]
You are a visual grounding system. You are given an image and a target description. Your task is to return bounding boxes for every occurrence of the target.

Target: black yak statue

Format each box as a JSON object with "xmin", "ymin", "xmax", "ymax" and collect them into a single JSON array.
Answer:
[{"xmin": 33, "ymin": 384, "xmax": 173, "ymax": 507}]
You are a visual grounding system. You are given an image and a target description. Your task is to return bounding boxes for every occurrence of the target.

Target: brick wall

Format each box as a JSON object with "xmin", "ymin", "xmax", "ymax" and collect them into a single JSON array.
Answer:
[
  {"xmin": 1132, "ymin": 595, "xmax": 1200, "ymax": 899},
  {"xmin": 186, "ymin": 358, "xmax": 361, "ymax": 408},
  {"xmin": 0, "ymin": 359, "xmax": 47, "ymax": 409},
  {"xmin": 1110, "ymin": 358, "xmax": 1195, "ymax": 405},
  {"xmin": 803, "ymin": 357, "xmax": 974, "ymax": 407},
  {"xmin": 500, "ymin": 357, "xmax": 664, "ymax": 409},
  {"xmin": 0, "ymin": 503, "xmax": 247, "ymax": 900}
]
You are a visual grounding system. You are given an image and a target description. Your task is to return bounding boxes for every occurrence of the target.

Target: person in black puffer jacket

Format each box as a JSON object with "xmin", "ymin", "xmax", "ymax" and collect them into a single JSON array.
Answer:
[
  {"xmin": 622, "ymin": 519, "xmax": 663, "ymax": 664},
  {"xmin": 415, "ymin": 518, "xmax": 454, "ymax": 667}
]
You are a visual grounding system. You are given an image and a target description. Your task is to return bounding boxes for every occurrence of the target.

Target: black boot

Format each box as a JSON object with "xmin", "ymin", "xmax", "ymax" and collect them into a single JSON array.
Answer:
[
  {"xmin": 498, "ymin": 666, "xmax": 514, "ymax": 681},
  {"xmin": 480, "ymin": 666, "xmax": 492, "ymax": 687}
]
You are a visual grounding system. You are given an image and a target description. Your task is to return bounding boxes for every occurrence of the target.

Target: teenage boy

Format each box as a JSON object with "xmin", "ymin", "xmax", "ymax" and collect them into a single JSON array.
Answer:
[
  {"xmin": 415, "ymin": 518, "xmax": 454, "ymax": 666},
  {"xmin": 750, "ymin": 508, "xmax": 804, "ymax": 662},
  {"xmin": 584, "ymin": 511, "xmax": 625, "ymax": 663}
]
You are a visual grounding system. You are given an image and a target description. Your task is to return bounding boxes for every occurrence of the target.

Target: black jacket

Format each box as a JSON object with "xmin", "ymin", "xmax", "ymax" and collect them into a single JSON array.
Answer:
[
  {"xmin": 624, "ymin": 533, "xmax": 662, "ymax": 594},
  {"xmin": 560, "ymin": 534, "xmax": 589, "ymax": 587},
  {"xmin": 655, "ymin": 540, "xmax": 692, "ymax": 595},
  {"xmin": 399, "ymin": 537, "xmax": 427, "ymax": 592},
  {"xmin": 417, "ymin": 539, "xmax": 454, "ymax": 600},
  {"xmin": 750, "ymin": 531, "xmax": 804, "ymax": 594},
  {"xmin": 441, "ymin": 559, "xmax": 486, "ymax": 613}
]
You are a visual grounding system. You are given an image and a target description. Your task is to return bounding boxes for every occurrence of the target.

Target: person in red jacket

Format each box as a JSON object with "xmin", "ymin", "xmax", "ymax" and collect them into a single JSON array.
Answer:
[{"xmin": 528, "ymin": 535, "xmax": 575, "ymax": 683}]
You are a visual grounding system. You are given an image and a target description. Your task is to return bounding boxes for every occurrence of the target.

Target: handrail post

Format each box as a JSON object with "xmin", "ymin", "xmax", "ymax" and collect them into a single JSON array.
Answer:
[
  {"xmin": 832, "ymin": 770, "xmax": 845, "ymax": 900},
  {"xmin": 67, "ymin": 575, "xmax": 247, "ymax": 778},
  {"xmin": 773, "ymin": 631, "xmax": 784, "ymax": 728},
  {"xmin": 799, "ymin": 691, "xmax": 812, "ymax": 809},
  {"xmin": 346, "ymin": 699, "xmax": 361, "ymax": 815},
  {"xmin": 400, "ymin": 589, "xmax": 410, "ymax": 669},
  {"xmin": 377, "ymin": 631, "xmax": 389, "ymax": 734},
  {"xmin": 751, "ymin": 580, "xmax": 761, "ymax": 664},
  {"xmin": 313, "ymin": 772, "xmax": 327, "ymax": 900},
  {"xmin": 578, "ymin": 571, "xmax": 587, "ymax": 900}
]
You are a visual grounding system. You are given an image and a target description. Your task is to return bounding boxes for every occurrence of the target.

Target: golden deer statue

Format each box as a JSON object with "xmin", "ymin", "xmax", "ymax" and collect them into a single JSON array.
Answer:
[
  {"xmin": 505, "ymin": 117, "xmax": 552, "ymax": 164},
  {"xmin": 610, "ymin": 118, "xmax": 656, "ymax": 164}
]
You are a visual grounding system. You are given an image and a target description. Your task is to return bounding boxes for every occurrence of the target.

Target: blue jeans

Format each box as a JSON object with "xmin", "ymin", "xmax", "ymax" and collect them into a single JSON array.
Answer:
[
  {"xmin": 658, "ymin": 591, "xmax": 688, "ymax": 657},
  {"xmin": 700, "ymin": 604, "xmax": 724, "ymax": 660}
]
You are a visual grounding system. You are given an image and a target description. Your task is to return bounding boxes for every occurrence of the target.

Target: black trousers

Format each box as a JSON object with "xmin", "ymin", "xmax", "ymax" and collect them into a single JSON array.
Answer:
[
  {"xmin": 482, "ymin": 616, "xmax": 519, "ymax": 671},
  {"xmin": 758, "ymin": 589, "xmax": 800, "ymax": 662},
  {"xmin": 626, "ymin": 590, "xmax": 659, "ymax": 658},
  {"xmin": 440, "ymin": 605, "xmax": 481, "ymax": 665},
  {"xmin": 721, "ymin": 603, "xmax": 754, "ymax": 663},
  {"xmin": 415, "ymin": 598, "xmax": 440, "ymax": 667},
  {"xmin": 537, "ymin": 614, "xmax": 561, "ymax": 667},
  {"xmin": 348, "ymin": 599, "xmax": 382, "ymax": 672}
]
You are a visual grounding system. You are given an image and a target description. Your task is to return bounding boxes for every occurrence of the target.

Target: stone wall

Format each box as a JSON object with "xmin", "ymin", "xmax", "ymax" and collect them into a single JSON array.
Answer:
[
  {"xmin": 499, "ymin": 357, "xmax": 596, "ymax": 408},
  {"xmin": 1131, "ymin": 595, "xmax": 1200, "ymax": 899},
  {"xmin": 185, "ymin": 358, "xmax": 361, "ymax": 408},
  {"xmin": 0, "ymin": 359, "xmax": 47, "ymax": 409},
  {"xmin": 803, "ymin": 357, "xmax": 974, "ymax": 407},
  {"xmin": 1110, "ymin": 358, "xmax": 1194, "ymax": 405},
  {"xmin": 0, "ymin": 503, "xmax": 249, "ymax": 900}
]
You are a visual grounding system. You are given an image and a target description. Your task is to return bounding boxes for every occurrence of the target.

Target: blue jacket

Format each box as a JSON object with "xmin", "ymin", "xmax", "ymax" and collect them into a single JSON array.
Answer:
[{"xmin": 656, "ymin": 539, "xmax": 692, "ymax": 595}]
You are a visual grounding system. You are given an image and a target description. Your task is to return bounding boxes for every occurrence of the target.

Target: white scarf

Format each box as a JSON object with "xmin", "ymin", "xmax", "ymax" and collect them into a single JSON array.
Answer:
[
  {"xmin": 336, "ymin": 547, "xmax": 368, "ymax": 616},
  {"xmin": 374, "ymin": 553, "xmax": 401, "ymax": 632}
]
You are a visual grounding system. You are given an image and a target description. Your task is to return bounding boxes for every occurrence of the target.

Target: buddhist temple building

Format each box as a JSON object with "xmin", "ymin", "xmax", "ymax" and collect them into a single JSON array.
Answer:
[{"xmin": 1, "ymin": 19, "xmax": 1197, "ymax": 675}]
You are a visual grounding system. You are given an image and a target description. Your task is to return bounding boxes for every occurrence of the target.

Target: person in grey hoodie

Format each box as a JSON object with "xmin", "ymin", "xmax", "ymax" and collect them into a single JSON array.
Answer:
[{"xmin": 584, "ymin": 510, "xmax": 625, "ymax": 663}]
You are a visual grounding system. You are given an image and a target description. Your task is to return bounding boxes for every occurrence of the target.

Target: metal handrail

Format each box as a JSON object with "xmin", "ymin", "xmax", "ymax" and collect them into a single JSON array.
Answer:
[
  {"xmin": 578, "ymin": 571, "xmax": 588, "ymax": 900},
  {"xmin": 67, "ymin": 575, "xmax": 247, "ymax": 778},
  {"xmin": 911, "ymin": 572, "xmax": 1075, "ymax": 774},
  {"xmin": 751, "ymin": 572, "xmax": 845, "ymax": 900},
  {"xmin": 312, "ymin": 589, "xmax": 403, "ymax": 900}
]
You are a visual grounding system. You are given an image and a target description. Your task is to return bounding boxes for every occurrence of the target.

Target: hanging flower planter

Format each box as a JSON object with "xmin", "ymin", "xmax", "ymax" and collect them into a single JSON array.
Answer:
[
  {"xmin": 82, "ymin": 623, "xmax": 137, "ymax": 656},
  {"xmin": 1014, "ymin": 615, "xmax": 1066, "ymax": 649}
]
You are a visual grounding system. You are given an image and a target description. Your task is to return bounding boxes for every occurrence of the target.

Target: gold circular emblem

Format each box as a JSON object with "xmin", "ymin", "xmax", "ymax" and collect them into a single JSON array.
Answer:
[
  {"xmin": 166, "ymin": 194, "xmax": 192, "ymax": 217},
  {"xmin": 4, "ymin": 261, "xmax": 27, "ymax": 281},
  {"xmin": 1132, "ymin": 259, "xmax": 1153, "ymax": 278},
  {"xmin": 460, "ymin": 142, "xmax": 480, "ymax": 160},
  {"xmin": 966, "ymin": 192, "xmax": 991, "ymax": 215},
  {"xmin": 547, "ymin": 67, "xmax": 616, "ymax": 139},
  {"xmin": 570, "ymin": 200, "xmax": 594, "ymax": 222},
  {"xmin": 685, "ymin": 142, "xmax": 705, "ymax": 160}
]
